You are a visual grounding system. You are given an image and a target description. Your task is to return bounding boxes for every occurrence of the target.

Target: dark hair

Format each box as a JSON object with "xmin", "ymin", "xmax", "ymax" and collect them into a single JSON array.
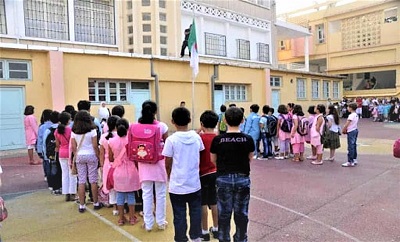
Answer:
[
  {"xmin": 77, "ymin": 100, "xmax": 91, "ymax": 111},
  {"xmin": 105, "ymin": 115, "xmax": 120, "ymax": 140},
  {"xmin": 292, "ymin": 105, "xmax": 304, "ymax": 116},
  {"xmin": 228, "ymin": 103, "xmax": 236, "ymax": 108},
  {"xmin": 262, "ymin": 105, "xmax": 270, "ymax": 114},
  {"xmin": 348, "ymin": 102, "xmax": 357, "ymax": 111},
  {"xmin": 70, "ymin": 110, "xmax": 78, "ymax": 121},
  {"xmin": 269, "ymin": 107, "xmax": 275, "ymax": 114},
  {"xmin": 116, "ymin": 118, "xmax": 129, "ymax": 137},
  {"xmin": 328, "ymin": 105, "xmax": 339, "ymax": 125},
  {"xmin": 139, "ymin": 100, "xmax": 157, "ymax": 124},
  {"xmin": 316, "ymin": 104, "xmax": 326, "ymax": 115},
  {"xmin": 24, "ymin": 105, "xmax": 34, "ymax": 115},
  {"xmin": 180, "ymin": 101, "xmax": 186, "ymax": 105},
  {"xmin": 240, "ymin": 107, "xmax": 245, "ymax": 113},
  {"xmin": 287, "ymin": 103, "xmax": 295, "ymax": 109},
  {"xmin": 57, "ymin": 112, "xmax": 71, "ymax": 135},
  {"xmin": 250, "ymin": 104, "xmax": 260, "ymax": 113},
  {"xmin": 277, "ymin": 104, "xmax": 288, "ymax": 114},
  {"xmin": 111, "ymin": 105, "xmax": 125, "ymax": 118},
  {"xmin": 72, "ymin": 110, "xmax": 96, "ymax": 134},
  {"xmin": 40, "ymin": 109, "xmax": 53, "ymax": 124},
  {"xmin": 200, "ymin": 110, "xmax": 218, "ymax": 129},
  {"xmin": 307, "ymin": 105, "xmax": 316, "ymax": 115},
  {"xmin": 50, "ymin": 111, "xmax": 60, "ymax": 124},
  {"xmin": 172, "ymin": 107, "xmax": 191, "ymax": 126},
  {"xmin": 220, "ymin": 104, "xmax": 227, "ymax": 112},
  {"xmin": 64, "ymin": 105, "xmax": 75, "ymax": 114},
  {"xmin": 225, "ymin": 107, "xmax": 243, "ymax": 127}
]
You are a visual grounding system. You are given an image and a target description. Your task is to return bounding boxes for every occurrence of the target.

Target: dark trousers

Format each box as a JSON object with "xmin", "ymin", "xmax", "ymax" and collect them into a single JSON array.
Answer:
[
  {"xmin": 347, "ymin": 129, "xmax": 358, "ymax": 163},
  {"xmin": 170, "ymin": 190, "xmax": 202, "ymax": 242},
  {"xmin": 261, "ymin": 133, "xmax": 273, "ymax": 158},
  {"xmin": 362, "ymin": 106, "xmax": 370, "ymax": 118},
  {"xmin": 180, "ymin": 40, "xmax": 190, "ymax": 57}
]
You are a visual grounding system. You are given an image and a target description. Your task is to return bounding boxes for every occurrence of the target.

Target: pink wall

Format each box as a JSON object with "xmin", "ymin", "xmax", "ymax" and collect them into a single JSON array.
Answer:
[
  {"xmin": 49, "ymin": 51, "xmax": 65, "ymax": 111},
  {"xmin": 265, "ymin": 68, "xmax": 271, "ymax": 105},
  {"xmin": 291, "ymin": 36, "xmax": 314, "ymax": 57}
]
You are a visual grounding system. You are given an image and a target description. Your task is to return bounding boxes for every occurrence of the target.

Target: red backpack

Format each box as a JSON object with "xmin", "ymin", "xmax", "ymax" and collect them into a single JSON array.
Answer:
[
  {"xmin": 393, "ymin": 138, "xmax": 400, "ymax": 158},
  {"xmin": 128, "ymin": 121, "xmax": 163, "ymax": 164}
]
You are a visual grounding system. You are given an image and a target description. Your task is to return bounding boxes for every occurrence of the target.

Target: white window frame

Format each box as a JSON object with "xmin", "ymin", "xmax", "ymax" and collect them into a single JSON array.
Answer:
[
  {"xmin": 270, "ymin": 76, "xmax": 281, "ymax": 87},
  {"xmin": 323, "ymin": 80, "xmax": 330, "ymax": 99},
  {"xmin": 88, "ymin": 79, "xmax": 128, "ymax": 103},
  {"xmin": 311, "ymin": 79, "xmax": 320, "ymax": 99},
  {"xmin": 333, "ymin": 81, "xmax": 340, "ymax": 99},
  {"xmin": 237, "ymin": 39, "xmax": 250, "ymax": 60},
  {"xmin": 257, "ymin": 43, "xmax": 270, "ymax": 62},
  {"xmin": 296, "ymin": 78, "xmax": 306, "ymax": 99},
  {"xmin": 0, "ymin": 0, "xmax": 7, "ymax": 34},
  {"xmin": 224, "ymin": 85, "xmax": 247, "ymax": 102},
  {"xmin": 0, "ymin": 59, "xmax": 31, "ymax": 80},
  {"xmin": 316, "ymin": 24, "xmax": 325, "ymax": 44}
]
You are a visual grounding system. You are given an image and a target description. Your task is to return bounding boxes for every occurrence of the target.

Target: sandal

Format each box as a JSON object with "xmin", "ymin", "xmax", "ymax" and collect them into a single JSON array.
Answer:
[
  {"xmin": 118, "ymin": 218, "xmax": 125, "ymax": 226},
  {"xmin": 129, "ymin": 215, "xmax": 139, "ymax": 225},
  {"xmin": 292, "ymin": 158, "xmax": 300, "ymax": 162},
  {"xmin": 311, "ymin": 161, "xmax": 324, "ymax": 165}
]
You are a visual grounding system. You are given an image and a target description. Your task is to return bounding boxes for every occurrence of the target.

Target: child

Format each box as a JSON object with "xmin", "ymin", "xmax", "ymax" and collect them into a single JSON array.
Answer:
[
  {"xmin": 162, "ymin": 107, "xmax": 204, "ymax": 242},
  {"xmin": 109, "ymin": 118, "xmax": 140, "ymax": 225},
  {"xmin": 37, "ymin": 109, "xmax": 53, "ymax": 180},
  {"xmin": 24, "ymin": 105, "xmax": 39, "ymax": 165},
  {"xmin": 310, "ymin": 104, "xmax": 326, "ymax": 165},
  {"xmin": 323, "ymin": 105, "xmax": 341, "ymax": 161},
  {"xmin": 199, "ymin": 111, "xmax": 219, "ymax": 240},
  {"xmin": 268, "ymin": 108, "xmax": 279, "ymax": 155},
  {"xmin": 217, "ymin": 104, "xmax": 227, "ymax": 135},
  {"xmin": 306, "ymin": 106, "xmax": 317, "ymax": 160},
  {"xmin": 290, "ymin": 105, "xmax": 305, "ymax": 162},
  {"xmin": 371, "ymin": 103, "xmax": 378, "ymax": 122},
  {"xmin": 259, "ymin": 105, "xmax": 271, "ymax": 160},
  {"xmin": 342, "ymin": 102, "xmax": 359, "ymax": 167},
  {"xmin": 243, "ymin": 104, "xmax": 260, "ymax": 159},
  {"xmin": 276, "ymin": 104, "xmax": 291, "ymax": 160},
  {"xmin": 210, "ymin": 107, "xmax": 255, "ymax": 242}
]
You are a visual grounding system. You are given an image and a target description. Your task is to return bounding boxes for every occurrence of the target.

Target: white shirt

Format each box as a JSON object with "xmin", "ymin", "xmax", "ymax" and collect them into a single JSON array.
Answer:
[
  {"xmin": 327, "ymin": 114, "xmax": 339, "ymax": 133},
  {"xmin": 162, "ymin": 130, "xmax": 204, "ymax": 194},
  {"xmin": 347, "ymin": 113, "xmax": 359, "ymax": 132},
  {"xmin": 71, "ymin": 130, "xmax": 97, "ymax": 155}
]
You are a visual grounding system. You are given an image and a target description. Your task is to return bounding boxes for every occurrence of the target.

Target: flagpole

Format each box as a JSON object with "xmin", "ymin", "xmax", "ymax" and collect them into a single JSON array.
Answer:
[{"xmin": 191, "ymin": 72, "xmax": 195, "ymax": 130}]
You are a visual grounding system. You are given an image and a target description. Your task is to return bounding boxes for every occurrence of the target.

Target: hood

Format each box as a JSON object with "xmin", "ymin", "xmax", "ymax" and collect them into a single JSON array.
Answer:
[{"xmin": 174, "ymin": 130, "xmax": 198, "ymax": 145}]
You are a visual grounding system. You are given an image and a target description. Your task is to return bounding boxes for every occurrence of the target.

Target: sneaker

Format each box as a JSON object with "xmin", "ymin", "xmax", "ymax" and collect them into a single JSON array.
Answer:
[
  {"xmin": 342, "ymin": 162, "xmax": 355, "ymax": 167},
  {"xmin": 65, "ymin": 194, "xmax": 71, "ymax": 202},
  {"xmin": 158, "ymin": 221, "xmax": 168, "ymax": 230},
  {"xmin": 275, "ymin": 156, "xmax": 284, "ymax": 160},
  {"xmin": 252, "ymin": 155, "xmax": 257, "ymax": 159},
  {"xmin": 79, "ymin": 205, "xmax": 86, "ymax": 213},
  {"xmin": 201, "ymin": 233, "xmax": 210, "ymax": 241},
  {"xmin": 112, "ymin": 210, "xmax": 119, "ymax": 216},
  {"xmin": 257, "ymin": 157, "xmax": 268, "ymax": 160},
  {"xmin": 44, "ymin": 176, "xmax": 47, "ymax": 182},
  {"xmin": 209, "ymin": 227, "xmax": 218, "ymax": 239},
  {"xmin": 353, "ymin": 160, "xmax": 358, "ymax": 165},
  {"xmin": 94, "ymin": 203, "xmax": 104, "ymax": 210},
  {"xmin": 52, "ymin": 189, "xmax": 62, "ymax": 195}
]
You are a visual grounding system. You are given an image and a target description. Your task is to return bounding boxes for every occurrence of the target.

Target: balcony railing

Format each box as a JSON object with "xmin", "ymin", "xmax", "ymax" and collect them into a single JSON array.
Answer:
[{"xmin": 278, "ymin": 62, "xmax": 306, "ymax": 71}]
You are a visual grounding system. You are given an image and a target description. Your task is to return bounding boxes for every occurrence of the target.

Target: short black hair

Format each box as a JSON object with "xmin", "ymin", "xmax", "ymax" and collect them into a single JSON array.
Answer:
[
  {"xmin": 77, "ymin": 100, "xmax": 91, "ymax": 111},
  {"xmin": 24, "ymin": 105, "xmax": 34, "ymax": 115},
  {"xmin": 277, "ymin": 104, "xmax": 288, "ymax": 114},
  {"xmin": 307, "ymin": 105, "xmax": 316, "ymax": 115},
  {"xmin": 200, "ymin": 110, "xmax": 218, "ymax": 129},
  {"xmin": 64, "ymin": 105, "xmax": 75, "ymax": 114},
  {"xmin": 228, "ymin": 103, "xmax": 236, "ymax": 108},
  {"xmin": 316, "ymin": 104, "xmax": 326, "ymax": 115},
  {"xmin": 250, "ymin": 104, "xmax": 260, "ymax": 113},
  {"xmin": 40, "ymin": 109, "xmax": 53, "ymax": 123},
  {"xmin": 262, "ymin": 105, "xmax": 270, "ymax": 114},
  {"xmin": 172, "ymin": 107, "xmax": 191, "ymax": 126},
  {"xmin": 225, "ymin": 107, "xmax": 243, "ymax": 127},
  {"xmin": 111, "ymin": 105, "xmax": 125, "ymax": 118},
  {"xmin": 348, "ymin": 102, "xmax": 357, "ymax": 111},
  {"xmin": 220, "ymin": 104, "xmax": 227, "ymax": 112},
  {"xmin": 50, "ymin": 111, "xmax": 60, "ymax": 124},
  {"xmin": 269, "ymin": 107, "xmax": 275, "ymax": 114}
]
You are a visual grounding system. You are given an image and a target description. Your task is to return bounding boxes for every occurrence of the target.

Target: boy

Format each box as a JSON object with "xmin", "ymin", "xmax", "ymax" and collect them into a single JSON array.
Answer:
[
  {"xmin": 210, "ymin": 107, "xmax": 255, "ymax": 242},
  {"xmin": 199, "ymin": 111, "xmax": 219, "ymax": 241},
  {"xmin": 162, "ymin": 107, "xmax": 204, "ymax": 242},
  {"xmin": 259, "ymin": 105, "xmax": 271, "ymax": 160},
  {"xmin": 217, "ymin": 104, "xmax": 227, "ymax": 135},
  {"xmin": 268, "ymin": 108, "xmax": 279, "ymax": 156},
  {"xmin": 243, "ymin": 104, "xmax": 260, "ymax": 159},
  {"xmin": 342, "ymin": 102, "xmax": 359, "ymax": 167}
]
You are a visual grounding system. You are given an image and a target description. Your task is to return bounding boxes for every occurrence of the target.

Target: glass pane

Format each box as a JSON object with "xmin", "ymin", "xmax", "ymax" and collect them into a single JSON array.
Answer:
[
  {"xmin": 109, "ymin": 82, "xmax": 117, "ymax": 88},
  {"xmin": 98, "ymin": 82, "xmax": 106, "ymax": 88},
  {"xmin": 120, "ymin": 94, "xmax": 127, "ymax": 101},
  {"xmin": 120, "ymin": 83, "xmax": 126, "ymax": 88},
  {"xmin": 99, "ymin": 89, "xmax": 106, "ymax": 95},
  {"xmin": 9, "ymin": 71, "xmax": 28, "ymax": 79},
  {"xmin": 110, "ymin": 95, "xmax": 117, "ymax": 101},
  {"xmin": 9, "ymin": 62, "xmax": 28, "ymax": 71},
  {"xmin": 88, "ymin": 81, "xmax": 95, "ymax": 88},
  {"xmin": 99, "ymin": 95, "xmax": 106, "ymax": 101}
]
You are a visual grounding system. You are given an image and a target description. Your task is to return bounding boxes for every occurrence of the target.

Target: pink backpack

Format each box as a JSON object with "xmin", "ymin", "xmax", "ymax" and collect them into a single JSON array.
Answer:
[
  {"xmin": 393, "ymin": 138, "xmax": 400, "ymax": 158},
  {"xmin": 128, "ymin": 121, "xmax": 163, "ymax": 164}
]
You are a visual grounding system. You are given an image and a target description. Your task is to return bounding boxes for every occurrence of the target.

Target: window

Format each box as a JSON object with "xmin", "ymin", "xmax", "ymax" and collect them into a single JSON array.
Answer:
[
  {"xmin": 89, "ymin": 79, "xmax": 127, "ymax": 103},
  {"xmin": 128, "ymin": 37, "xmax": 133, "ymax": 45},
  {"xmin": 127, "ymin": 1, "xmax": 132, "ymax": 9},
  {"xmin": 236, "ymin": 39, "xmax": 250, "ymax": 60},
  {"xmin": 143, "ymin": 48, "xmax": 152, "ymax": 54},
  {"xmin": 160, "ymin": 36, "xmax": 167, "ymax": 45},
  {"xmin": 0, "ymin": 59, "xmax": 31, "ymax": 80},
  {"xmin": 127, "ymin": 14, "xmax": 133, "ymax": 22},
  {"xmin": 311, "ymin": 79, "xmax": 320, "ymax": 99},
  {"xmin": 160, "ymin": 25, "xmax": 167, "ymax": 33},
  {"xmin": 24, "ymin": 0, "xmax": 69, "ymax": 40},
  {"xmin": 205, "ymin": 33, "xmax": 226, "ymax": 57},
  {"xmin": 296, "ymin": 78, "xmax": 306, "ymax": 99},
  {"xmin": 270, "ymin": 76, "xmax": 281, "ymax": 87},
  {"xmin": 257, "ymin": 43, "xmax": 270, "ymax": 62},
  {"xmin": 279, "ymin": 40, "xmax": 285, "ymax": 50},
  {"xmin": 128, "ymin": 26, "xmax": 133, "ymax": 34},
  {"xmin": 384, "ymin": 8, "xmax": 397, "ymax": 23},
  {"xmin": 159, "ymin": 13, "xmax": 166, "ymax": 21},
  {"xmin": 247, "ymin": 0, "xmax": 270, "ymax": 8},
  {"xmin": 0, "ymin": 0, "xmax": 6, "ymax": 34},
  {"xmin": 74, "ymin": 0, "xmax": 115, "ymax": 45},
  {"xmin": 323, "ymin": 80, "xmax": 330, "ymax": 99},
  {"xmin": 143, "ymin": 24, "xmax": 151, "ymax": 32},
  {"xmin": 142, "ymin": 13, "xmax": 151, "ymax": 21},
  {"xmin": 159, "ymin": 0, "xmax": 166, "ymax": 8},
  {"xmin": 128, "ymin": 48, "xmax": 134, "ymax": 53},
  {"xmin": 142, "ymin": 0, "xmax": 150, "ymax": 6},
  {"xmin": 316, "ymin": 24, "xmax": 324, "ymax": 43},
  {"xmin": 224, "ymin": 85, "xmax": 247, "ymax": 101},
  {"xmin": 333, "ymin": 81, "xmax": 340, "ymax": 99},
  {"xmin": 131, "ymin": 82, "xmax": 149, "ymax": 89},
  {"xmin": 143, "ymin": 35, "xmax": 151, "ymax": 43},
  {"xmin": 161, "ymin": 48, "xmax": 167, "ymax": 56}
]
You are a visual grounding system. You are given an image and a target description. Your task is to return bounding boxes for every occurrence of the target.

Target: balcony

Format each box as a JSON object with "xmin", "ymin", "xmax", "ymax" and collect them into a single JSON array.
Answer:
[{"xmin": 278, "ymin": 62, "xmax": 306, "ymax": 71}]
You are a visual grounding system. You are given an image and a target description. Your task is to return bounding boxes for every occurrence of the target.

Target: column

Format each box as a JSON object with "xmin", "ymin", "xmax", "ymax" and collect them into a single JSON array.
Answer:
[
  {"xmin": 304, "ymin": 36, "xmax": 310, "ymax": 72},
  {"xmin": 49, "ymin": 51, "xmax": 66, "ymax": 111}
]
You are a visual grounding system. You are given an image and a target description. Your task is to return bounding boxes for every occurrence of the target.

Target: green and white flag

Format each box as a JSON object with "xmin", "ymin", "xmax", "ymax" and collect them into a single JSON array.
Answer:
[{"xmin": 188, "ymin": 19, "xmax": 199, "ymax": 77}]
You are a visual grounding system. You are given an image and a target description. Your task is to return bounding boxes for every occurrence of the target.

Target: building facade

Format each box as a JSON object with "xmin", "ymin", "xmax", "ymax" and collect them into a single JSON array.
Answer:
[{"xmin": 278, "ymin": 0, "xmax": 400, "ymax": 98}]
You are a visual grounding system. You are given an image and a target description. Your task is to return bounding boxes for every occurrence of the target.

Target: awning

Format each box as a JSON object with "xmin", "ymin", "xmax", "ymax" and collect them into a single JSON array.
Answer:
[{"xmin": 275, "ymin": 20, "xmax": 311, "ymax": 40}]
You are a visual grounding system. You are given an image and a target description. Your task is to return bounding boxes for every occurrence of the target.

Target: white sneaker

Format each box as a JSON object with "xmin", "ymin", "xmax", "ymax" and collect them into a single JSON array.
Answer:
[
  {"xmin": 158, "ymin": 221, "xmax": 168, "ymax": 230},
  {"xmin": 252, "ymin": 155, "xmax": 257, "ymax": 159},
  {"xmin": 257, "ymin": 157, "xmax": 268, "ymax": 160},
  {"xmin": 353, "ymin": 160, "xmax": 358, "ymax": 165},
  {"xmin": 112, "ymin": 210, "xmax": 119, "ymax": 216},
  {"xmin": 275, "ymin": 156, "xmax": 284, "ymax": 160},
  {"xmin": 323, "ymin": 157, "xmax": 335, "ymax": 161},
  {"xmin": 341, "ymin": 162, "xmax": 355, "ymax": 167}
]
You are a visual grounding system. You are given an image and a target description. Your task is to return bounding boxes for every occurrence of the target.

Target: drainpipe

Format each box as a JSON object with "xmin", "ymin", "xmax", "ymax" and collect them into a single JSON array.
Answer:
[
  {"xmin": 211, "ymin": 65, "xmax": 219, "ymax": 111},
  {"xmin": 150, "ymin": 58, "xmax": 160, "ymax": 120}
]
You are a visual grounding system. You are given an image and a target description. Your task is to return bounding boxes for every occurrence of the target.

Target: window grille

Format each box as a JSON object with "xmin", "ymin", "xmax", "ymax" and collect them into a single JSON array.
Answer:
[
  {"xmin": 237, "ymin": 39, "xmax": 250, "ymax": 60},
  {"xmin": 312, "ymin": 80, "xmax": 320, "ymax": 99},
  {"xmin": 224, "ymin": 85, "xmax": 247, "ymax": 101},
  {"xmin": 323, "ymin": 80, "xmax": 330, "ymax": 99},
  {"xmin": 143, "ymin": 35, "xmax": 151, "ymax": 43},
  {"xmin": 89, "ymin": 79, "xmax": 127, "ymax": 103},
  {"xmin": 160, "ymin": 25, "xmax": 167, "ymax": 33},
  {"xmin": 74, "ymin": 0, "xmax": 115, "ymax": 45},
  {"xmin": 0, "ymin": 0, "xmax": 6, "ymax": 34},
  {"xmin": 143, "ymin": 48, "xmax": 152, "ymax": 54},
  {"xmin": 205, "ymin": 33, "xmax": 226, "ymax": 57},
  {"xmin": 142, "ymin": 0, "xmax": 150, "ymax": 6},
  {"xmin": 24, "ymin": 0, "xmax": 69, "ymax": 40},
  {"xmin": 297, "ymin": 78, "xmax": 306, "ymax": 99},
  {"xmin": 143, "ymin": 24, "xmax": 151, "ymax": 32},
  {"xmin": 0, "ymin": 59, "xmax": 31, "ymax": 80},
  {"xmin": 159, "ymin": 13, "xmax": 166, "ymax": 21},
  {"xmin": 127, "ymin": 14, "xmax": 132, "ymax": 22},
  {"xmin": 142, "ymin": 13, "xmax": 151, "ymax": 21},
  {"xmin": 270, "ymin": 76, "xmax": 281, "ymax": 87},
  {"xmin": 159, "ymin": 0, "xmax": 166, "ymax": 8},
  {"xmin": 333, "ymin": 82, "xmax": 340, "ymax": 99},
  {"xmin": 316, "ymin": 24, "xmax": 324, "ymax": 43},
  {"xmin": 128, "ymin": 37, "xmax": 133, "ymax": 45},
  {"xmin": 257, "ymin": 43, "xmax": 269, "ymax": 62}
]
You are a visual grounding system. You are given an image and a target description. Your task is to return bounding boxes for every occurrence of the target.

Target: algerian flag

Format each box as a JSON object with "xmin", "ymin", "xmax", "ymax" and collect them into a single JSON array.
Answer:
[{"xmin": 188, "ymin": 19, "xmax": 199, "ymax": 77}]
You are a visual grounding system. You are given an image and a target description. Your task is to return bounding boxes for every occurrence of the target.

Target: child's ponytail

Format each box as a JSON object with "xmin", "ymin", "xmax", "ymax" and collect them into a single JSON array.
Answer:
[
  {"xmin": 116, "ymin": 118, "xmax": 129, "ymax": 137},
  {"xmin": 106, "ymin": 115, "xmax": 120, "ymax": 140}
]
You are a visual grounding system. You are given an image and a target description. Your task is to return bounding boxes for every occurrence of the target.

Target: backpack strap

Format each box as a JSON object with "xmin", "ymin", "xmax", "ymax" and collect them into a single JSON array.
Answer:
[
  {"xmin": 111, "ymin": 145, "xmax": 126, "ymax": 168},
  {"xmin": 76, "ymin": 134, "xmax": 86, "ymax": 155}
]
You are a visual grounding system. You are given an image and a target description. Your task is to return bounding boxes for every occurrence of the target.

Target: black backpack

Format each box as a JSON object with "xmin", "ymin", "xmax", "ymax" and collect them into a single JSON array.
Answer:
[
  {"xmin": 45, "ymin": 127, "xmax": 57, "ymax": 160},
  {"xmin": 267, "ymin": 115, "xmax": 278, "ymax": 137},
  {"xmin": 280, "ymin": 114, "xmax": 293, "ymax": 133}
]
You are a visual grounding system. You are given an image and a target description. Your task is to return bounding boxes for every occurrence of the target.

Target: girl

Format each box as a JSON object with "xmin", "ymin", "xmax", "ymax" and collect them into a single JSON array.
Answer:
[
  {"xmin": 135, "ymin": 100, "xmax": 169, "ymax": 231},
  {"xmin": 323, "ymin": 105, "xmax": 341, "ymax": 161},
  {"xmin": 290, "ymin": 105, "xmax": 305, "ymax": 162},
  {"xmin": 55, "ymin": 112, "xmax": 77, "ymax": 201},
  {"xmin": 109, "ymin": 118, "xmax": 140, "ymax": 226},
  {"xmin": 99, "ymin": 115, "xmax": 120, "ymax": 215},
  {"xmin": 310, "ymin": 104, "xmax": 326, "ymax": 165},
  {"xmin": 71, "ymin": 110, "xmax": 102, "ymax": 213},
  {"xmin": 24, "ymin": 105, "xmax": 39, "ymax": 165},
  {"xmin": 342, "ymin": 102, "xmax": 359, "ymax": 167},
  {"xmin": 305, "ymin": 106, "xmax": 317, "ymax": 160},
  {"xmin": 276, "ymin": 105, "xmax": 291, "ymax": 160},
  {"xmin": 371, "ymin": 103, "xmax": 378, "ymax": 122}
]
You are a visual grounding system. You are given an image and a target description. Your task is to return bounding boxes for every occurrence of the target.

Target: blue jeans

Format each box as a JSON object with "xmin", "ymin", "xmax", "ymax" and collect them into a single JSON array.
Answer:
[
  {"xmin": 260, "ymin": 133, "xmax": 272, "ymax": 158},
  {"xmin": 249, "ymin": 134, "xmax": 259, "ymax": 156},
  {"xmin": 347, "ymin": 129, "xmax": 358, "ymax": 163},
  {"xmin": 169, "ymin": 190, "xmax": 202, "ymax": 242},
  {"xmin": 116, "ymin": 191, "xmax": 135, "ymax": 206},
  {"xmin": 43, "ymin": 159, "xmax": 50, "ymax": 179},
  {"xmin": 217, "ymin": 174, "xmax": 251, "ymax": 242}
]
